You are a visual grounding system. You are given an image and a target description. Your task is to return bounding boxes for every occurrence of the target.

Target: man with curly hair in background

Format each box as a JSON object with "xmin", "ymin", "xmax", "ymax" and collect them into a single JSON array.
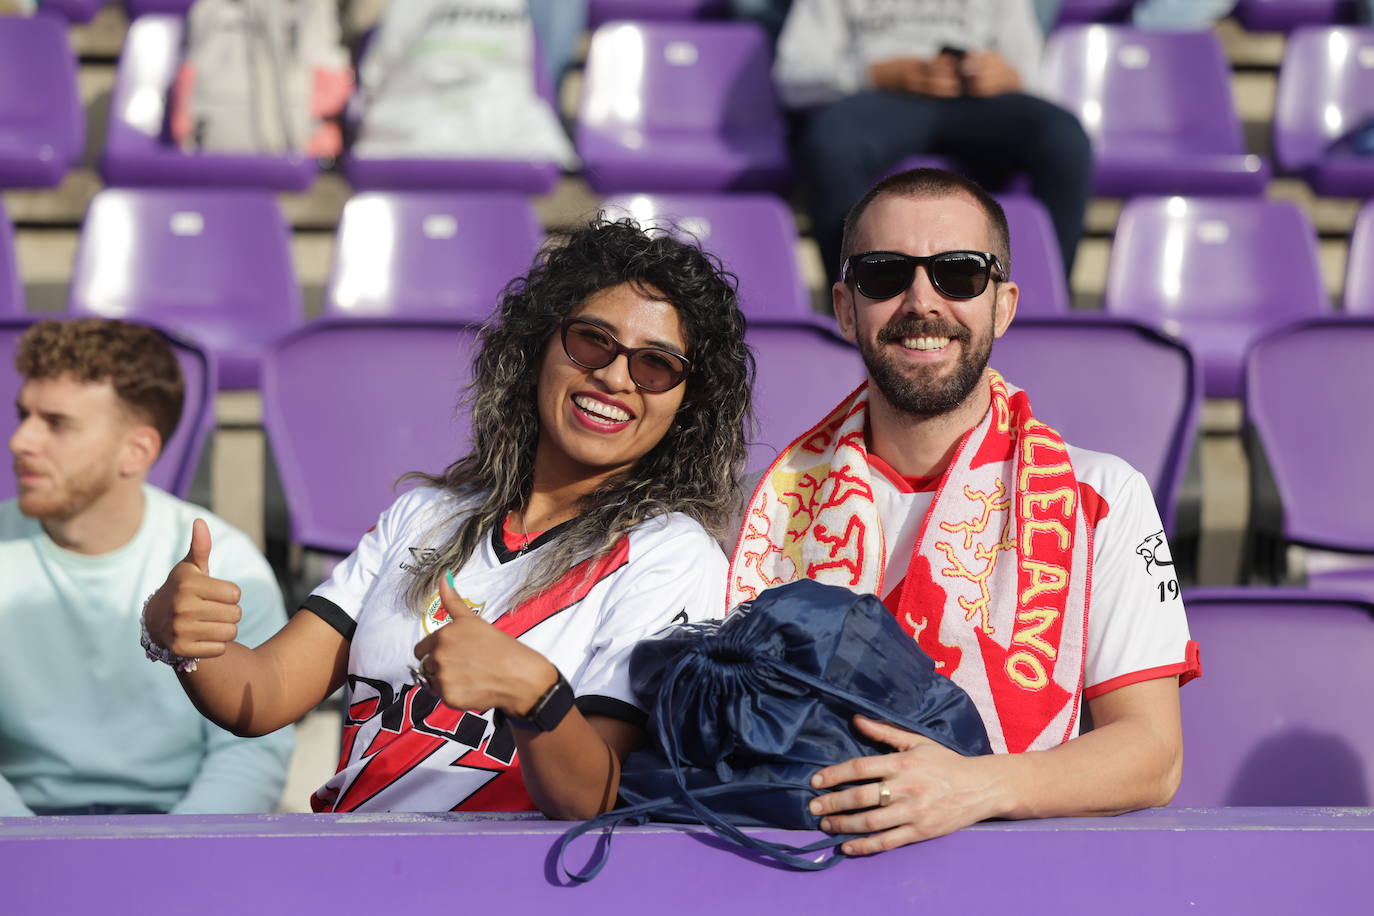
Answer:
[{"xmin": 0, "ymin": 319, "xmax": 292, "ymax": 816}]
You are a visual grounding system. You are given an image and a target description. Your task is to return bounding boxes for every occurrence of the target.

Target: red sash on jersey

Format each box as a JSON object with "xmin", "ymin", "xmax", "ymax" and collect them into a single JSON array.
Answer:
[
  {"xmin": 728, "ymin": 371, "xmax": 1091, "ymax": 753},
  {"xmin": 312, "ymin": 535, "xmax": 632, "ymax": 813}
]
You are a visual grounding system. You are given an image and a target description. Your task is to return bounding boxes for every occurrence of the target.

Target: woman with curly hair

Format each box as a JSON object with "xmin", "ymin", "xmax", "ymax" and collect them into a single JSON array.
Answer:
[{"xmin": 142, "ymin": 217, "xmax": 754, "ymax": 816}]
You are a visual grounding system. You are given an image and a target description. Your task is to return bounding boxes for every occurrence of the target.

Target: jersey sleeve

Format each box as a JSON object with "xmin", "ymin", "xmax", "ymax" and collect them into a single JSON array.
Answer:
[
  {"xmin": 302, "ymin": 488, "xmax": 434, "ymax": 640},
  {"xmin": 1082, "ymin": 467, "xmax": 1201, "ymax": 699},
  {"xmin": 570, "ymin": 519, "xmax": 728, "ymax": 724}
]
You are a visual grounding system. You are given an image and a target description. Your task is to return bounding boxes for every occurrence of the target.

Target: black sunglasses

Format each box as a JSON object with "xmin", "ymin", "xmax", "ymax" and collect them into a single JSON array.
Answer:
[
  {"xmin": 844, "ymin": 249, "xmax": 1005, "ymax": 301},
  {"xmin": 560, "ymin": 318, "xmax": 691, "ymax": 393}
]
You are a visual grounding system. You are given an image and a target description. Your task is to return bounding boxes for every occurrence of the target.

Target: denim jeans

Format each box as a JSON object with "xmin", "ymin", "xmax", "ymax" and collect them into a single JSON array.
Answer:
[{"xmin": 796, "ymin": 90, "xmax": 1093, "ymax": 277}]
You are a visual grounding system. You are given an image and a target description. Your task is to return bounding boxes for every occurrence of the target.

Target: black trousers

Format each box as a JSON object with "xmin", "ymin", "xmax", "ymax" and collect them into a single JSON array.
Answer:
[{"xmin": 797, "ymin": 90, "xmax": 1094, "ymax": 279}]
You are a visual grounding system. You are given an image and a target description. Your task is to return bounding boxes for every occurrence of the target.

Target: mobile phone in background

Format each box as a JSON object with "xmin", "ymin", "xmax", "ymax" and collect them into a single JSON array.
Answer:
[{"xmin": 939, "ymin": 45, "xmax": 969, "ymax": 95}]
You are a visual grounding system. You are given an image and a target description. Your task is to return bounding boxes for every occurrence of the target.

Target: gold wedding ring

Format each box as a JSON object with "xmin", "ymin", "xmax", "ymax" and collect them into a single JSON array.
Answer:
[{"xmin": 878, "ymin": 781, "xmax": 892, "ymax": 807}]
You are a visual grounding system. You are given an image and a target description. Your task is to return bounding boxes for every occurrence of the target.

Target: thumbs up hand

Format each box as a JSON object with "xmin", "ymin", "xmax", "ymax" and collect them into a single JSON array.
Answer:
[
  {"xmin": 143, "ymin": 518, "xmax": 243, "ymax": 660},
  {"xmin": 411, "ymin": 570, "xmax": 556, "ymax": 716}
]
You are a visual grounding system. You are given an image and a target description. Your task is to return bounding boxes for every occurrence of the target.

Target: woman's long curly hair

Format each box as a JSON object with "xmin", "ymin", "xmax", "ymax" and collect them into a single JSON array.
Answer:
[{"xmin": 403, "ymin": 216, "xmax": 755, "ymax": 612}]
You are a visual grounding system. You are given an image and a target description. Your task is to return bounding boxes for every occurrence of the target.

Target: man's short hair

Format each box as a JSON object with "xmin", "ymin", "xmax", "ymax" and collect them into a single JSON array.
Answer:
[
  {"xmin": 15, "ymin": 319, "xmax": 185, "ymax": 446},
  {"xmin": 838, "ymin": 168, "xmax": 1012, "ymax": 279}
]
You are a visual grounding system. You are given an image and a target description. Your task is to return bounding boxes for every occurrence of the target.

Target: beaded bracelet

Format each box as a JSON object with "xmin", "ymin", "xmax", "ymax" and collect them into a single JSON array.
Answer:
[{"xmin": 139, "ymin": 593, "xmax": 199, "ymax": 674}]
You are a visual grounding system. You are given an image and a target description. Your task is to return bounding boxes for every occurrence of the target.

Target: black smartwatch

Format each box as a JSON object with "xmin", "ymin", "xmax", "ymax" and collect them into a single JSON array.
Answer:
[{"xmin": 506, "ymin": 670, "xmax": 575, "ymax": 732}]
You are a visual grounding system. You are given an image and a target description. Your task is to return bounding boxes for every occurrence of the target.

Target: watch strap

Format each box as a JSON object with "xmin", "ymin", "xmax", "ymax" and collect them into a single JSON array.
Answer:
[{"xmin": 507, "ymin": 670, "xmax": 575, "ymax": 733}]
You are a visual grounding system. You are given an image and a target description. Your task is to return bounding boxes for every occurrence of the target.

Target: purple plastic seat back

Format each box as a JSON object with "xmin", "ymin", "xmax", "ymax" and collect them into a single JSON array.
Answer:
[
  {"xmin": 1042, "ymin": 27, "xmax": 1268, "ymax": 196},
  {"xmin": 1175, "ymin": 587, "xmax": 1374, "ymax": 806},
  {"xmin": 325, "ymin": 192, "xmax": 543, "ymax": 321},
  {"xmin": 1274, "ymin": 27, "xmax": 1374, "ymax": 197},
  {"xmin": 745, "ymin": 321, "xmax": 866, "ymax": 473},
  {"xmin": 1104, "ymin": 196, "xmax": 1328, "ymax": 398},
  {"xmin": 100, "ymin": 16, "xmax": 317, "ymax": 190},
  {"xmin": 992, "ymin": 316, "xmax": 1199, "ymax": 534},
  {"xmin": 588, "ymin": 0, "xmax": 728, "ymax": 27},
  {"xmin": 577, "ymin": 21, "xmax": 791, "ymax": 193},
  {"xmin": 602, "ymin": 192, "xmax": 811, "ymax": 320},
  {"xmin": 0, "ymin": 201, "xmax": 20, "ymax": 314},
  {"xmin": 997, "ymin": 194, "xmax": 1069, "ymax": 315},
  {"xmin": 37, "ymin": 0, "xmax": 106, "ymax": 22},
  {"xmin": 261, "ymin": 320, "xmax": 479, "ymax": 555},
  {"xmin": 0, "ymin": 16, "xmax": 83, "ymax": 189},
  {"xmin": 1246, "ymin": 318, "xmax": 1374, "ymax": 554},
  {"xmin": 67, "ymin": 188, "xmax": 303, "ymax": 390},
  {"xmin": 1236, "ymin": 0, "xmax": 1357, "ymax": 30},
  {"xmin": 0, "ymin": 317, "xmax": 216, "ymax": 501},
  {"xmin": 1342, "ymin": 199, "xmax": 1374, "ymax": 314}
]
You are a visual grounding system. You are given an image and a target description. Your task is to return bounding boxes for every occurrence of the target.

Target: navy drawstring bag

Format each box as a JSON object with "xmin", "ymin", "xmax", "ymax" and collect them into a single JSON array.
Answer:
[{"xmin": 557, "ymin": 578, "xmax": 992, "ymax": 879}]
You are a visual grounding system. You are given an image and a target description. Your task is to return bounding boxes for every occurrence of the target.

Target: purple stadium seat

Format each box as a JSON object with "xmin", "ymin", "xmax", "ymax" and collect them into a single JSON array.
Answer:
[
  {"xmin": 342, "ymin": 31, "xmax": 561, "ymax": 194},
  {"xmin": 588, "ymin": 0, "xmax": 729, "ymax": 27},
  {"xmin": 1174, "ymin": 587, "xmax": 1374, "ymax": 806},
  {"xmin": 100, "ymin": 16, "xmax": 318, "ymax": 191},
  {"xmin": 1054, "ymin": 0, "xmax": 1137, "ymax": 22},
  {"xmin": 1243, "ymin": 318, "xmax": 1374, "ymax": 595},
  {"xmin": 996, "ymin": 194, "xmax": 1070, "ymax": 315},
  {"xmin": 124, "ymin": 0, "xmax": 195, "ymax": 14},
  {"xmin": 0, "ymin": 201, "xmax": 20, "ymax": 314},
  {"xmin": 37, "ymin": 0, "xmax": 106, "ymax": 22},
  {"xmin": 1342, "ymin": 199, "xmax": 1374, "ymax": 314},
  {"xmin": 745, "ymin": 321, "xmax": 866, "ymax": 472},
  {"xmin": 1274, "ymin": 27, "xmax": 1374, "ymax": 197},
  {"xmin": 577, "ymin": 21, "xmax": 792, "ymax": 193},
  {"xmin": 1104, "ymin": 196, "xmax": 1328, "ymax": 398},
  {"xmin": 992, "ymin": 316, "xmax": 1200, "ymax": 537},
  {"xmin": 0, "ymin": 16, "xmax": 83, "ymax": 189},
  {"xmin": 0, "ymin": 317, "xmax": 217, "ymax": 501},
  {"xmin": 1235, "ymin": 0, "xmax": 1358, "ymax": 30},
  {"xmin": 603, "ymin": 192, "xmax": 812, "ymax": 320},
  {"xmin": 325, "ymin": 192, "xmax": 543, "ymax": 321},
  {"xmin": 67, "ymin": 188, "xmax": 303, "ymax": 390},
  {"xmin": 1042, "ymin": 27, "xmax": 1269, "ymax": 197},
  {"xmin": 261, "ymin": 320, "xmax": 479, "ymax": 555}
]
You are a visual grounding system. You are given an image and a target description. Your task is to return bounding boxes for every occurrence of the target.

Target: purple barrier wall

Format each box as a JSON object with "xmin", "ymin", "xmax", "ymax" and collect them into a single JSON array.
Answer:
[{"xmin": 1, "ymin": 809, "xmax": 1370, "ymax": 914}]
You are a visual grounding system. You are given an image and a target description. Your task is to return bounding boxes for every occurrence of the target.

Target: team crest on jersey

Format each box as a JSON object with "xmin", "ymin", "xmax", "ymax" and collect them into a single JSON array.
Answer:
[{"xmin": 422, "ymin": 587, "xmax": 484, "ymax": 633}]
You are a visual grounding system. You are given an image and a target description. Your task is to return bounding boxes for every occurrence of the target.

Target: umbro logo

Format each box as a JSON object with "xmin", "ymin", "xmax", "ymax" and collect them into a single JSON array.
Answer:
[{"xmin": 399, "ymin": 546, "xmax": 441, "ymax": 571}]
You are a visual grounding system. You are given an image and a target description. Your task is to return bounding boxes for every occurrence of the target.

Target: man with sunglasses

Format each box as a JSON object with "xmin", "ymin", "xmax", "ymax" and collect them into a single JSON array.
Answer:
[{"xmin": 729, "ymin": 168, "xmax": 1198, "ymax": 855}]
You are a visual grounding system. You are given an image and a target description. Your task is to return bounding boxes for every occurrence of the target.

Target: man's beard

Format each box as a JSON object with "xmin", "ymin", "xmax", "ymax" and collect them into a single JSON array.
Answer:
[
  {"xmin": 14, "ymin": 460, "xmax": 119, "ymax": 522},
  {"xmin": 858, "ymin": 314, "xmax": 992, "ymax": 416}
]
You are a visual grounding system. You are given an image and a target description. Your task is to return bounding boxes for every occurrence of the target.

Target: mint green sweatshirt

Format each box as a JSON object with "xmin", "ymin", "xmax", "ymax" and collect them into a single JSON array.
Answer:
[{"xmin": 0, "ymin": 486, "xmax": 293, "ymax": 815}]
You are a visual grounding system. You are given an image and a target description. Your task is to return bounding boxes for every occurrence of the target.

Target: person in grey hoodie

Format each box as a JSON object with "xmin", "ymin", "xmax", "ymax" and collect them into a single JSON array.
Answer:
[{"xmin": 775, "ymin": 0, "xmax": 1092, "ymax": 280}]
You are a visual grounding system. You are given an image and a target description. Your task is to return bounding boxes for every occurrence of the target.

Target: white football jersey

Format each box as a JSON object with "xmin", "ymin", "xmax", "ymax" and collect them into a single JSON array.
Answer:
[
  {"xmin": 303, "ymin": 488, "xmax": 727, "ymax": 812},
  {"xmin": 869, "ymin": 443, "xmax": 1198, "ymax": 737}
]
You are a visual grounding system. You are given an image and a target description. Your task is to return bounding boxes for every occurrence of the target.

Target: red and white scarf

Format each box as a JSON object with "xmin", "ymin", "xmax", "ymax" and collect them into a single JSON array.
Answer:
[{"xmin": 728, "ymin": 371, "xmax": 1092, "ymax": 753}]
